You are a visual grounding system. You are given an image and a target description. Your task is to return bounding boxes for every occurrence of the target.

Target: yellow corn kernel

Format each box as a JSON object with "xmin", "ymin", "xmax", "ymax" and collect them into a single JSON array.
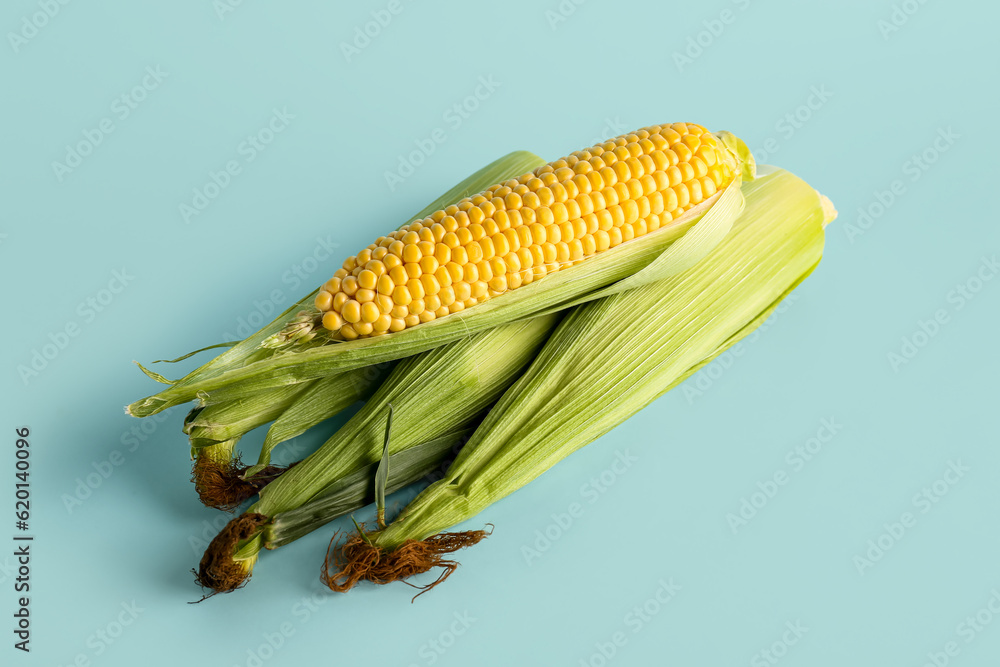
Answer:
[
  {"xmin": 471, "ymin": 281, "xmax": 489, "ymax": 298},
  {"xmin": 322, "ymin": 311, "xmax": 343, "ymax": 331},
  {"xmin": 342, "ymin": 300, "xmax": 362, "ymax": 324},
  {"xmin": 341, "ymin": 276, "xmax": 359, "ymax": 296},
  {"xmin": 406, "ymin": 278, "xmax": 425, "ymax": 301},
  {"xmin": 314, "ymin": 290, "xmax": 333, "ymax": 311},
  {"xmin": 392, "ymin": 285, "xmax": 411, "ymax": 306},
  {"xmin": 360, "ymin": 302, "xmax": 380, "ymax": 323},
  {"xmin": 421, "ymin": 273, "xmax": 441, "ymax": 296},
  {"xmin": 357, "ymin": 270, "xmax": 377, "ymax": 291}
]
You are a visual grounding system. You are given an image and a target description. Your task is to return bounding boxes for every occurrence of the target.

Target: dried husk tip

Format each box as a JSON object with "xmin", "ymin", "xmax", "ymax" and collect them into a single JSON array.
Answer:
[
  {"xmin": 193, "ymin": 513, "xmax": 268, "ymax": 597},
  {"xmin": 192, "ymin": 451, "xmax": 293, "ymax": 511}
]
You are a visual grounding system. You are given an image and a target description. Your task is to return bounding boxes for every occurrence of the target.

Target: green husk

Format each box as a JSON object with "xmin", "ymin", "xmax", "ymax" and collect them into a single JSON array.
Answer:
[
  {"xmin": 263, "ymin": 429, "xmax": 471, "ymax": 548},
  {"xmin": 347, "ymin": 167, "xmax": 829, "ymax": 559},
  {"xmin": 128, "ymin": 136, "xmax": 751, "ymax": 418},
  {"xmin": 199, "ymin": 313, "xmax": 560, "ymax": 591},
  {"xmin": 255, "ymin": 314, "xmax": 559, "ymax": 519},
  {"xmin": 183, "ymin": 382, "xmax": 315, "ymax": 445},
  {"xmin": 243, "ymin": 362, "xmax": 395, "ymax": 478},
  {"xmin": 193, "ymin": 439, "xmax": 238, "ymax": 468},
  {"xmin": 373, "ymin": 406, "xmax": 393, "ymax": 528},
  {"xmin": 268, "ymin": 273, "xmax": 799, "ymax": 550}
]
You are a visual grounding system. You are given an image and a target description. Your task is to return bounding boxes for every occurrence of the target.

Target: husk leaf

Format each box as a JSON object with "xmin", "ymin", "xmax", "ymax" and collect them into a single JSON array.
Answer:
[{"xmin": 371, "ymin": 167, "xmax": 828, "ymax": 550}]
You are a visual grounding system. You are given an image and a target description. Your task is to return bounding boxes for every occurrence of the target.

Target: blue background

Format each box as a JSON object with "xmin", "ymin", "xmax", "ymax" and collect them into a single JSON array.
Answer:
[{"xmin": 2, "ymin": 0, "xmax": 998, "ymax": 665}]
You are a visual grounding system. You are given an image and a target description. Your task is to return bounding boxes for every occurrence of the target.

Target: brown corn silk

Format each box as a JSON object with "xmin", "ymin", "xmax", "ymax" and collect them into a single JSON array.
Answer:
[
  {"xmin": 192, "ymin": 454, "xmax": 293, "ymax": 512},
  {"xmin": 322, "ymin": 526, "xmax": 491, "ymax": 599}
]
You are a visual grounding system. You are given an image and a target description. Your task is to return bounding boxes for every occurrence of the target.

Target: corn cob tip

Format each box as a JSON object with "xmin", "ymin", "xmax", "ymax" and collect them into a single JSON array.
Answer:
[
  {"xmin": 714, "ymin": 130, "xmax": 756, "ymax": 181},
  {"xmin": 818, "ymin": 194, "xmax": 837, "ymax": 227},
  {"xmin": 314, "ymin": 122, "xmax": 742, "ymax": 339}
]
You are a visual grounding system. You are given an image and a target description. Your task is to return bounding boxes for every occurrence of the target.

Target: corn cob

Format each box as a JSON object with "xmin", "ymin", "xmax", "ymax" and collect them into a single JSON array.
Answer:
[
  {"xmin": 196, "ymin": 313, "xmax": 559, "ymax": 593},
  {"xmin": 322, "ymin": 166, "xmax": 835, "ymax": 594},
  {"xmin": 129, "ymin": 130, "xmax": 751, "ymax": 418},
  {"xmin": 316, "ymin": 123, "xmax": 737, "ymax": 339}
]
